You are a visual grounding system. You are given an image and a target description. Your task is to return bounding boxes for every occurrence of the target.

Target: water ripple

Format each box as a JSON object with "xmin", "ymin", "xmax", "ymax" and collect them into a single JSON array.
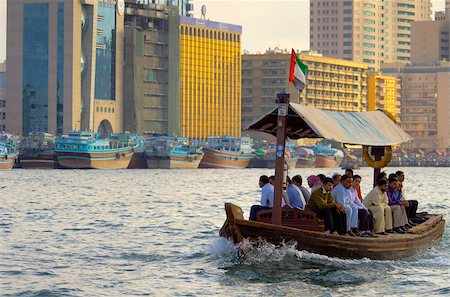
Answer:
[{"xmin": 0, "ymin": 167, "xmax": 449, "ymax": 296}]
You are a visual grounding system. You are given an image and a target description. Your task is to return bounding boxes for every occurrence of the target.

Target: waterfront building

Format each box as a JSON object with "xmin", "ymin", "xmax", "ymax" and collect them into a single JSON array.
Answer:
[
  {"xmin": 128, "ymin": 0, "xmax": 193, "ymax": 17},
  {"xmin": 0, "ymin": 62, "xmax": 5, "ymax": 132},
  {"xmin": 6, "ymin": 0, "xmax": 125, "ymax": 136},
  {"xmin": 123, "ymin": 1, "xmax": 180, "ymax": 135},
  {"xmin": 382, "ymin": 61, "xmax": 450, "ymax": 151},
  {"xmin": 367, "ymin": 72, "xmax": 401, "ymax": 122},
  {"xmin": 179, "ymin": 16, "xmax": 242, "ymax": 139},
  {"xmin": 309, "ymin": 0, "xmax": 432, "ymax": 69},
  {"xmin": 410, "ymin": 4, "xmax": 449, "ymax": 65},
  {"xmin": 242, "ymin": 49, "xmax": 367, "ymax": 129}
]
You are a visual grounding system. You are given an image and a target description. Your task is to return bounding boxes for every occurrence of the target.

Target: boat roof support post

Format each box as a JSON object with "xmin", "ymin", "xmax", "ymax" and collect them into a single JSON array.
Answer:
[
  {"xmin": 372, "ymin": 146, "xmax": 384, "ymax": 187},
  {"xmin": 272, "ymin": 92, "xmax": 290, "ymax": 225}
]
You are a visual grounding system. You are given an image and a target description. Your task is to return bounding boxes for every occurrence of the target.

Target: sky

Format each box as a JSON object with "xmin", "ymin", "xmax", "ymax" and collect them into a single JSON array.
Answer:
[{"xmin": 0, "ymin": 0, "xmax": 447, "ymax": 62}]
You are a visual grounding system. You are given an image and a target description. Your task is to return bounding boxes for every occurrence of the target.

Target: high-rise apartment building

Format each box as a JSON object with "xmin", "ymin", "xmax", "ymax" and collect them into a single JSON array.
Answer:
[
  {"xmin": 179, "ymin": 17, "xmax": 242, "ymax": 139},
  {"xmin": 0, "ymin": 62, "xmax": 5, "ymax": 131},
  {"xmin": 410, "ymin": 5, "xmax": 449, "ymax": 64},
  {"xmin": 130, "ymin": 0, "xmax": 193, "ymax": 16},
  {"xmin": 242, "ymin": 49, "xmax": 368, "ymax": 128},
  {"xmin": 6, "ymin": 0, "xmax": 125, "ymax": 136},
  {"xmin": 367, "ymin": 72, "xmax": 401, "ymax": 121},
  {"xmin": 382, "ymin": 61, "xmax": 450, "ymax": 151},
  {"xmin": 310, "ymin": 0, "xmax": 432, "ymax": 69},
  {"xmin": 123, "ymin": 1, "xmax": 180, "ymax": 135}
]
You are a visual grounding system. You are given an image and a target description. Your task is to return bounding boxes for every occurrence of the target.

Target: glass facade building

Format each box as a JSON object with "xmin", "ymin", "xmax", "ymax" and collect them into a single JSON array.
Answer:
[
  {"xmin": 179, "ymin": 17, "xmax": 242, "ymax": 139},
  {"xmin": 57, "ymin": 3, "xmax": 64, "ymax": 135},
  {"xmin": 23, "ymin": 3, "xmax": 49, "ymax": 135},
  {"xmin": 95, "ymin": 3, "xmax": 116, "ymax": 100}
]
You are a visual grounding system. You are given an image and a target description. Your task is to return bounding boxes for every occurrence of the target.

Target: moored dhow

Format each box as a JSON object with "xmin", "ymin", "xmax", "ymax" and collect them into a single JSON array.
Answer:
[
  {"xmin": 0, "ymin": 133, "xmax": 18, "ymax": 170},
  {"xmin": 128, "ymin": 136, "xmax": 148, "ymax": 169},
  {"xmin": 248, "ymin": 142, "xmax": 298, "ymax": 169},
  {"xmin": 55, "ymin": 131, "xmax": 137, "ymax": 169},
  {"xmin": 144, "ymin": 135, "xmax": 203, "ymax": 169},
  {"xmin": 199, "ymin": 136, "xmax": 253, "ymax": 169},
  {"xmin": 19, "ymin": 132, "xmax": 56, "ymax": 169}
]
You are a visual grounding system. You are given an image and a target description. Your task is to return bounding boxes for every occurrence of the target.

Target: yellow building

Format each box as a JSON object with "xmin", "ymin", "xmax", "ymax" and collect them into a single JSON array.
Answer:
[
  {"xmin": 179, "ymin": 17, "xmax": 242, "ymax": 139},
  {"xmin": 242, "ymin": 49, "xmax": 368, "ymax": 129},
  {"xmin": 367, "ymin": 72, "xmax": 401, "ymax": 121}
]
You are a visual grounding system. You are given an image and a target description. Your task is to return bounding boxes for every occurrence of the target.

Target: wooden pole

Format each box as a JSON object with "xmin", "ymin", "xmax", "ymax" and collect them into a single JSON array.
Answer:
[
  {"xmin": 372, "ymin": 146, "xmax": 385, "ymax": 187},
  {"xmin": 272, "ymin": 92, "xmax": 290, "ymax": 225}
]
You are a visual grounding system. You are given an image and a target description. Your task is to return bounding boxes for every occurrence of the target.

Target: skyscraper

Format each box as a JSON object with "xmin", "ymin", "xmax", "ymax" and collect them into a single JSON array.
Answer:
[
  {"xmin": 179, "ymin": 17, "xmax": 242, "ymax": 139},
  {"xmin": 410, "ymin": 4, "xmax": 449, "ymax": 64},
  {"xmin": 6, "ymin": 0, "xmax": 125, "ymax": 136},
  {"xmin": 309, "ymin": 0, "xmax": 432, "ymax": 69}
]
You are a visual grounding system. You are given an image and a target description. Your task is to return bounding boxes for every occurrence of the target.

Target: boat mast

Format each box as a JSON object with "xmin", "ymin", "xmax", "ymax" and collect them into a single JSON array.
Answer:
[{"xmin": 272, "ymin": 92, "xmax": 290, "ymax": 225}]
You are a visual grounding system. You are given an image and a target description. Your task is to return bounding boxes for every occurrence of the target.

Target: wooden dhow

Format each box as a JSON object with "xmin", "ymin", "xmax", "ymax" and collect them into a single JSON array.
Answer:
[
  {"xmin": 0, "ymin": 133, "xmax": 18, "ymax": 170},
  {"xmin": 19, "ymin": 132, "xmax": 56, "ymax": 169},
  {"xmin": 55, "ymin": 131, "xmax": 137, "ymax": 169},
  {"xmin": 220, "ymin": 93, "xmax": 445, "ymax": 260},
  {"xmin": 199, "ymin": 136, "xmax": 253, "ymax": 169}
]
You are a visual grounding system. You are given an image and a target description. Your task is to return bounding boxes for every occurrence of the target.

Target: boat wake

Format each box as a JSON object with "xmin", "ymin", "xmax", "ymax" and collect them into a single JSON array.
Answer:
[{"xmin": 210, "ymin": 237, "xmax": 372, "ymax": 268}]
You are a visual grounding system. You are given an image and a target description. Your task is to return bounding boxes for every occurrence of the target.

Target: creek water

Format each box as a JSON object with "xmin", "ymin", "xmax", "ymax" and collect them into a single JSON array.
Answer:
[{"xmin": 1, "ymin": 167, "xmax": 449, "ymax": 296}]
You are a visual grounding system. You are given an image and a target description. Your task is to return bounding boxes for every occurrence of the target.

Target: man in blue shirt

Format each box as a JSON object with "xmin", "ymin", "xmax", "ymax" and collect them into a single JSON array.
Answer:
[
  {"xmin": 332, "ymin": 174, "xmax": 358, "ymax": 236},
  {"xmin": 287, "ymin": 175, "xmax": 306, "ymax": 209}
]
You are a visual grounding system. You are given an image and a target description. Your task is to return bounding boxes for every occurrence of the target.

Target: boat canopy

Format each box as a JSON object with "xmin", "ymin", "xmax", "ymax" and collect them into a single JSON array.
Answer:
[{"xmin": 247, "ymin": 103, "xmax": 413, "ymax": 146}]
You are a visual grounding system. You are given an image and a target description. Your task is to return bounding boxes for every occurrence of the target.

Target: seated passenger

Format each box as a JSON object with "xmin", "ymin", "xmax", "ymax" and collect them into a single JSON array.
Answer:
[
  {"xmin": 349, "ymin": 175, "xmax": 376, "ymax": 237},
  {"xmin": 363, "ymin": 179, "xmax": 393, "ymax": 235},
  {"xmin": 332, "ymin": 173, "xmax": 341, "ymax": 188},
  {"xmin": 332, "ymin": 174, "xmax": 358, "ymax": 236},
  {"xmin": 344, "ymin": 168, "xmax": 354, "ymax": 178},
  {"xmin": 249, "ymin": 175, "xmax": 273, "ymax": 221},
  {"xmin": 287, "ymin": 175, "xmax": 306, "ymax": 209},
  {"xmin": 387, "ymin": 176, "xmax": 410, "ymax": 234},
  {"xmin": 306, "ymin": 177, "xmax": 345, "ymax": 234},
  {"xmin": 377, "ymin": 171, "xmax": 388, "ymax": 181},
  {"xmin": 307, "ymin": 175, "xmax": 322, "ymax": 193},
  {"xmin": 396, "ymin": 171, "xmax": 419, "ymax": 224},
  {"xmin": 249, "ymin": 175, "xmax": 287, "ymax": 221},
  {"xmin": 294, "ymin": 174, "xmax": 311, "ymax": 202}
]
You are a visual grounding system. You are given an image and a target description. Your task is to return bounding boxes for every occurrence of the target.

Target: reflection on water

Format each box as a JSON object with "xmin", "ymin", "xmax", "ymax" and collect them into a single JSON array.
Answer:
[{"xmin": 0, "ymin": 167, "xmax": 449, "ymax": 296}]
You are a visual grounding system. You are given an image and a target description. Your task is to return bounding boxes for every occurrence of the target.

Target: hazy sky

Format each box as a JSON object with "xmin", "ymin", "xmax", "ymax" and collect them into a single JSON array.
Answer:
[{"xmin": 0, "ymin": 0, "xmax": 447, "ymax": 62}]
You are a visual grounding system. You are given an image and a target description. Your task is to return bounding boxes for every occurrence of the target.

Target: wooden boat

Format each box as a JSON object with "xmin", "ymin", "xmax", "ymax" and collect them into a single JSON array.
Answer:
[
  {"xmin": 220, "ymin": 203, "xmax": 444, "ymax": 260},
  {"xmin": 55, "ymin": 131, "xmax": 137, "ymax": 169},
  {"xmin": 128, "ymin": 136, "xmax": 147, "ymax": 169},
  {"xmin": 295, "ymin": 147, "xmax": 315, "ymax": 168},
  {"xmin": 19, "ymin": 132, "xmax": 56, "ymax": 169},
  {"xmin": 219, "ymin": 93, "xmax": 445, "ymax": 260},
  {"xmin": 144, "ymin": 136, "xmax": 203, "ymax": 169},
  {"xmin": 314, "ymin": 154, "xmax": 337, "ymax": 168},
  {"xmin": 296, "ymin": 157, "xmax": 315, "ymax": 168},
  {"xmin": 0, "ymin": 133, "xmax": 18, "ymax": 170},
  {"xmin": 199, "ymin": 136, "xmax": 253, "ymax": 169}
]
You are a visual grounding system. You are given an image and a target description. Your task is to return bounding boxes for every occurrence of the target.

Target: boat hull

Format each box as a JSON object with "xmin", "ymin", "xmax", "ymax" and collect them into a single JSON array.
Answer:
[
  {"xmin": 19, "ymin": 150, "xmax": 55, "ymax": 169},
  {"xmin": 315, "ymin": 155, "xmax": 337, "ymax": 168},
  {"xmin": 146, "ymin": 155, "xmax": 202, "ymax": 169},
  {"xmin": 56, "ymin": 148, "xmax": 135, "ymax": 169},
  {"xmin": 0, "ymin": 157, "xmax": 15, "ymax": 170},
  {"xmin": 199, "ymin": 148, "xmax": 251, "ymax": 169},
  {"xmin": 220, "ymin": 203, "xmax": 445, "ymax": 260},
  {"xmin": 248, "ymin": 157, "xmax": 298, "ymax": 170},
  {"xmin": 128, "ymin": 152, "xmax": 148, "ymax": 169},
  {"xmin": 296, "ymin": 158, "xmax": 315, "ymax": 168}
]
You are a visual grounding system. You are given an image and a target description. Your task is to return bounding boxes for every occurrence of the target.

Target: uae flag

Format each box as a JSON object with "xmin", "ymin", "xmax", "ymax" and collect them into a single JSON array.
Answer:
[{"xmin": 289, "ymin": 49, "xmax": 308, "ymax": 91}]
